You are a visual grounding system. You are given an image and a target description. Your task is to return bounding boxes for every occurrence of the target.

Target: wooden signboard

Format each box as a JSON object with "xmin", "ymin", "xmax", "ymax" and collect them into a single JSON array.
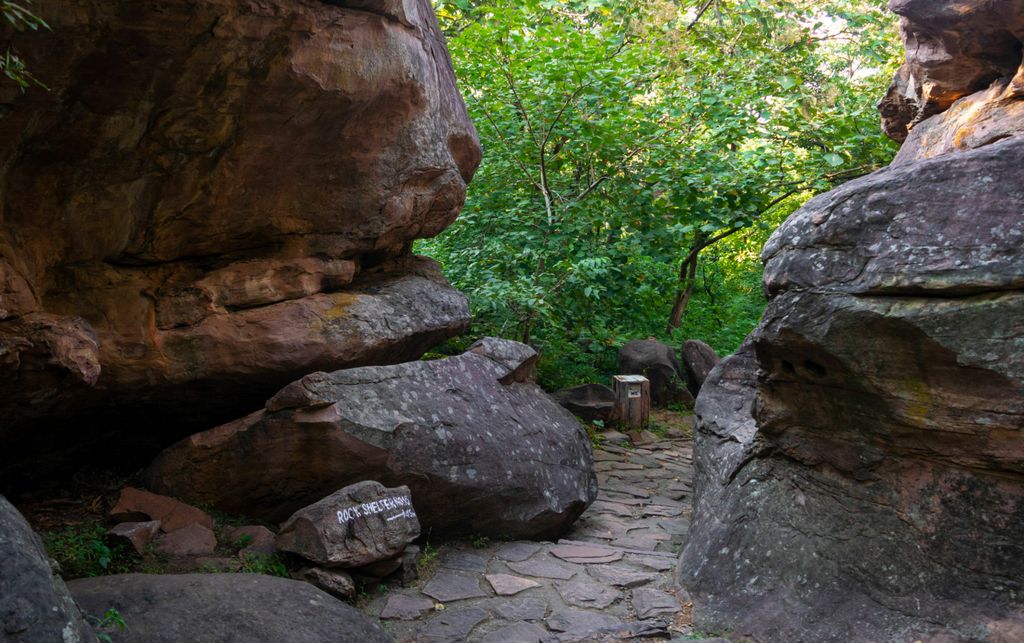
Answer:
[{"xmin": 612, "ymin": 374, "xmax": 650, "ymax": 430}]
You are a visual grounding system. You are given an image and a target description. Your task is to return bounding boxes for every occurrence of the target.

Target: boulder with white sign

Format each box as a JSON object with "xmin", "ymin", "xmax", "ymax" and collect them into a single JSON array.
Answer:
[
  {"xmin": 276, "ymin": 481, "xmax": 419, "ymax": 568},
  {"xmin": 146, "ymin": 338, "xmax": 597, "ymax": 539}
]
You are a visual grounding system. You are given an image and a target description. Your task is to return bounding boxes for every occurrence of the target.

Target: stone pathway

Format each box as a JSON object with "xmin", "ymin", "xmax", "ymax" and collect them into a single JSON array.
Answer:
[{"xmin": 364, "ymin": 437, "xmax": 695, "ymax": 642}]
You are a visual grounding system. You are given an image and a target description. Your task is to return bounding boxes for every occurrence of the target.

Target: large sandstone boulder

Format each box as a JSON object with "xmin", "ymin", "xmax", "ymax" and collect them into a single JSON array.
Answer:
[
  {"xmin": 0, "ymin": 495, "xmax": 97, "ymax": 643},
  {"xmin": 618, "ymin": 339, "xmax": 693, "ymax": 408},
  {"xmin": 880, "ymin": 0, "xmax": 1024, "ymax": 144},
  {"xmin": 553, "ymin": 383, "xmax": 617, "ymax": 424},
  {"xmin": 680, "ymin": 339, "xmax": 719, "ymax": 397},
  {"xmin": 0, "ymin": 0, "xmax": 479, "ymax": 488},
  {"xmin": 145, "ymin": 338, "xmax": 598, "ymax": 539},
  {"xmin": 679, "ymin": 4, "xmax": 1024, "ymax": 640},
  {"xmin": 67, "ymin": 573, "xmax": 390, "ymax": 643}
]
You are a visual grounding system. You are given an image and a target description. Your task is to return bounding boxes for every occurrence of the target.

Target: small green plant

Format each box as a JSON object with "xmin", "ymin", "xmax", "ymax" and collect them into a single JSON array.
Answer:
[
  {"xmin": 586, "ymin": 423, "xmax": 606, "ymax": 449},
  {"xmin": 238, "ymin": 552, "xmax": 289, "ymax": 578},
  {"xmin": 648, "ymin": 421, "xmax": 669, "ymax": 438},
  {"xmin": 43, "ymin": 523, "xmax": 137, "ymax": 579},
  {"xmin": 86, "ymin": 608, "xmax": 126, "ymax": 643},
  {"xmin": 417, "ymin": 540, "xmax": 439, "ymax": 578},
  {"xmin": 471, "ymin": 535, "xmax": 489, "ymax": 549},
  {"xmin": 233, "ymin": 533, "xmax": 254, "ymax": 549}
]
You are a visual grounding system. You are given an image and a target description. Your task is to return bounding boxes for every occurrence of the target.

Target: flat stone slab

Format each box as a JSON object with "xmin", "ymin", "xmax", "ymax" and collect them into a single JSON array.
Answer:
[
  {"xmin": 495, "ymin": 542, "xmax": 542, "ymax": 563},
  {"xmin": 379, "ymin": 594, "xmax": 435, "ymax": 620},
  {"xmin": 495, "ymin": 597, "xmax": 549, "ymax": 621},
  {"xmin": 546, "ymin": 609, "xmax": 622, "ymax": 633},
  {"xmin": 507, "ymin": 559, "xmax": 577, "ymax": 580},
  {"xmin": 586, "ymin": 565, "xmax": 658, "ymax": 588},
  {"xmin": 599, "ymin": 430, "xmax": 631, "ymax": 445},
  {"xmin": 642, "ymin": 504, "xmax": 683, "ymax": 518},
  {"xmin": 626, "ymin": 555, "xmax": 674, "ymax": 572},
  {"xmin": 485, "ymin": 573, "xmax": 541, "ymax": 596},
  {"xmin": 632, "ymin": 587, "xmax": 680, "ymax": 618},
  {"xmin": 603, "ymin": 483, "xmax": 651, "ymax": 499},
  {"xmin": 439, "ymin": 550, "xmax": 489, "ymax": 572},
  {"xmin": 550, "ymin": 544, "xmax": 622, "ymax": 564},
  {"xmin": 420, "ymin": 572, "xmax": 487, "ymax": 603},
  {"xmin": 658, "ymin": 518, "xmax": 691, "ymax": 536},
  {"xmin": 610, "ymin": 534, "xmax": 666, "ymax": 551},
  {"xmin": 417, "ymin": 607, "xmax": 489, "ymax": 642},
  {"xmin": 555, "ymin": 578, "xmax": 622, "ymax": 609},
  {"xmin": 480, "ymin": 621, "xmax": 548, "ymax": 643}
]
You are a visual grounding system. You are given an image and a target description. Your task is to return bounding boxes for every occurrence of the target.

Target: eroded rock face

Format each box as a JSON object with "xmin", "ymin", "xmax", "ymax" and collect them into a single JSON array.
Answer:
[
  {"xmin": 144, "ymin": 338, "xmax": 598, "ymax": 539},
  {"xmin": 0, "ymin": 0, "xmax": 479, "ymax": 487},
  {"xmin": 681, "ymin": 141, "xmax": 1024, "ymax": 643},
  {"xmin": 681, "ymin": 4, "xmax": 1024, "ymax": 639},
  {"xmin": 0, "ymin": 495, "xmax": 97, "ymax": 643},
  {"xmin": 880, "ymin": 0, "xmax": 1024, "ymax": 145}
]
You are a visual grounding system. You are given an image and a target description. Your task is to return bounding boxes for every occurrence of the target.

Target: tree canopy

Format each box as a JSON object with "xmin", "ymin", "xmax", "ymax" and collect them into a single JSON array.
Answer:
[{"xmin": 423, "ymin": 0, "xmax": 900, "ymax": 389}]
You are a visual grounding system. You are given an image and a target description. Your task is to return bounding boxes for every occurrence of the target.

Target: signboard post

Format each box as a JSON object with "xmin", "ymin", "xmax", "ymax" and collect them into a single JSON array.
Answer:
[{"xmin": 612, "ymin": 375, "xmax": 650, "ymax": 430}]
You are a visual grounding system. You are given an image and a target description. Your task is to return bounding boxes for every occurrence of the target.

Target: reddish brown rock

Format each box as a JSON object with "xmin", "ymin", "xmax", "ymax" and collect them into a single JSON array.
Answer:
[
  {"xmin": 880, "ymin": 0, "xmax": 1024, "ymax": 143},
  {"xmin": 156, "ymin": 524, "xmax": 217, "ymax": 557},
  {"xmin": 0, "ymin": 0, "xmax": 479, "ymax": 489},
  {"xmin": 110, "ymin": 488, "xmax": 213, "ymax": 533},
  {"xmin": 107, "ymin": 521, "xmax": 161, "ymax": 555}
]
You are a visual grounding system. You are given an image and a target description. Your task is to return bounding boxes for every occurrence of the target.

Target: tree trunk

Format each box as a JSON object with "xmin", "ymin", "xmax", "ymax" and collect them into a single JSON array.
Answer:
[{"xmin": 667, "ymin": 245, "xmax": 702, "ymax": 332}]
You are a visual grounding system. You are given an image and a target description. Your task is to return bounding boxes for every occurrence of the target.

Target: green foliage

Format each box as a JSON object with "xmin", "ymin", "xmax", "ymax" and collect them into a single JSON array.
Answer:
[
  {"xmin": 1, "ymin": 0, "xmax": 49, "ymax": 90},
  {"xmin": 424, "ymin": 0, "xmax": 900, "ymax": 388},
  {"xmin": 471, "ymin": 535, "xmax": 490, "ymax": 549},
  {"xmin": 86, "ymin": 608, "xmax": 127, "ymax": 643},
  {"xmin": 237, "ymin": 552, "xmax": 290, "ymax": 577},
  {"xmin": 43, "ymin": 522, "xmax": 137, "ymax": 579},
  {"xmin": 417, "ymin": 541, "xmax": 440, "ymax": 578}
]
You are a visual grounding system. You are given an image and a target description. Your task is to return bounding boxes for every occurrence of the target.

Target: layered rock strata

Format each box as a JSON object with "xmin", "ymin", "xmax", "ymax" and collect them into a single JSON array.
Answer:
[{"xmin": 0, "ymin": 0, "xmax": 479, "ymax": 485}]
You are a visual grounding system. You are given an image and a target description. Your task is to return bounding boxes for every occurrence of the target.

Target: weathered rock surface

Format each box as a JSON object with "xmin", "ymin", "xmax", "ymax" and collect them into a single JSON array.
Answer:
[
  {"xmin": 681, "ymin": 5, "xmax": 1024, "ymax": 638},
  {"xmin": 107, "ymin": 521, "xmax": 161, "ymax": 556},
  {"xmin": 156, "ymin": 524, "xmax": 217, "ymax": 557},
  {"xmin": 68, "ymin": 573, "xmax": 390, "ymax": 643},
  {"xmin": 0, "ymin": 495, "xmax": 97, "ymax": 643},
  {"xmin": 0, "ymin": 0, "xmax": 478, "ymax": 489},
  {"xmin": 680, "ymin": 340, "xmax": 719, "ymax": 397},
  {"xmin": 295, "ymin": 567, "xmax": 356, "ymax": 600},
  {"xmin": 619, "ymin": 339, "xmax": 693, "ymax": 407},
  {"xmin": 228, "ymin": 525, "xmax": 276, "ymax": 557},
  {"xmin": 146, "ymin": 338, "xmax": 597, "ymax": 538},
  {"xmin": 276, "ymin": 481, "xmax": 419, "ymax": 568},
  {"xmin": 880, "ymin": 0, "xmax": 1024, "ymax": 145},
  {"xmin": 553, "ymin": 383, "xmax": 617, "ymax": 423},
  {"xmin": 110, "ymin": 487, "xmax": 213, "ymax": 533}
]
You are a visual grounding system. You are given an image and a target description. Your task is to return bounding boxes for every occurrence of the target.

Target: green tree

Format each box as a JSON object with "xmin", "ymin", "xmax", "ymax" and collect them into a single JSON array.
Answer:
[{"xmin": 425, "ymin": 0, "xmax": 900, "ymax": 388}]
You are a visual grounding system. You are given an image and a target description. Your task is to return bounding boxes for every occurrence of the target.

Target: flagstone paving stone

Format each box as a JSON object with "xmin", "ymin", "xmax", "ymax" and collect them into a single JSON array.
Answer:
[{"xmin": 363, "ymin": 431, "xmax": 698, "ymax": 641}]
